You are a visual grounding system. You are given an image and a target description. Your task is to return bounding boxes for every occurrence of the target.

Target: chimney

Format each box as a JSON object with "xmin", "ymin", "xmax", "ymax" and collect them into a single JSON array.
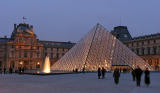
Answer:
[
  {"xmin": 14, "ymin": 24, "xmax": 17, "ymax": 30},
  {"xmin": 30, "ymin": 25, "xmax": 33, "ymax": 28}
]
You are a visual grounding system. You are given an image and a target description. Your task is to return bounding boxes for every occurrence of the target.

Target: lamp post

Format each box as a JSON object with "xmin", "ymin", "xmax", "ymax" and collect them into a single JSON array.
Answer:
[
  {"xmin": 37, "ymin": 62, "xmax": 40, "ymax": 65},
  {"xmin": 37, "ymin": 62, "xmax": 40, "ymax": 68},
  {"xmin": 19, "ymin": 61, "xmax": 23, "ymax": 67}
]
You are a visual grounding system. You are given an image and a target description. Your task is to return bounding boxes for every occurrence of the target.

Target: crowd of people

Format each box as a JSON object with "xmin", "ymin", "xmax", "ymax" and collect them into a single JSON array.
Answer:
[
  {"xmin": 1, "ymin": 66, "xmax": 151, "ymax": 87},
  {"xmin": 97, "ymin": 67, "xmax": 106, "ymax": 79},
  {"xmin": 131, "ymin": 66, "xmax": 150, "ymax": 87},
  {"xmin": 97, "ymin": 66, "xmax": 150, "ymax": 87}
]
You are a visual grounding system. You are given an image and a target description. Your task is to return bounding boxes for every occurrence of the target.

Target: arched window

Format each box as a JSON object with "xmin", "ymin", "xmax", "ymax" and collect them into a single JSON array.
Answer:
[
  {"xmin": 148, "ymin": 40, "xmax": 150, "ymax": 44},
  {"xmin": 136, "ymin": 48, "xmax": 139, "ymax": 55},
  {"xmin": 56, "ymin": 53, "xmax": 59, "ymax": 58},
  {"xmin": 141, "ymin": 48, "xmax": 145, "ymax": 55},
  {"xmin": 147, "ymin": 47, "xmax": 150, "ymax": 55},
  {"xmin": 148, "ymin": 59, "xmax": 152, "ymax": 65},
  {"xmin": 155, "ymin": 59, "xmax": 159, "ymax": 65},
  {"xmin": 131, "ymin": 48, "xmax": 134, "ymax": 52},
  {"xmin": 0, "ymin": 61, "xmax": 2, "ymax": 68},
  {"xmin": 19, "ymin": 52, "xmax": 21, "ymax": 58},
  {"xmin": 24, "ymin": 51, "xmax": 27, "ymax": 58},
  {"xmin": 142, "ymin": 41, "xmax": 144, "ymax": 45},
  {"xmin": 154, "ymin": 40, "xmax": 156, "ymax": 43},
  {"xmin": 131, "ymin": 43, "xmax": 133, "ymax": 47},
  {"xmin": 136, "ymin": 42, "xmax": 139, "ymax": 46},
  {"xmin": 153, "ymin": 46, "xmax": 157, "ymax": 55},
  {"xmin": 51, "ymin": 53, "xmax": 53, "ymax": 58}
]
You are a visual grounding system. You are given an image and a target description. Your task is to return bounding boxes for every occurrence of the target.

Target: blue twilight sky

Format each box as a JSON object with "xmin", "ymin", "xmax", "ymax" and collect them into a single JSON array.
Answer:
[{"xmin": 0, "ymin": 0, "xmax": 160, "ymax": 42}]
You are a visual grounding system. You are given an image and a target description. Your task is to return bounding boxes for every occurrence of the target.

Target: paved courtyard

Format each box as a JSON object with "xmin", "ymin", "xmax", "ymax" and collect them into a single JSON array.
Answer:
[{"xmin": 0, "ymin": 73, "xmax": 160, "ymax": 93}]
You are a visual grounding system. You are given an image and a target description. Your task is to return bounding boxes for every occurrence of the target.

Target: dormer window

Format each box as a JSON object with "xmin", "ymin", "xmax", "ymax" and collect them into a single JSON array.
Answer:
[{"xmin": 124, "ymin": 34, "xmax": 128, "ymax": 38}]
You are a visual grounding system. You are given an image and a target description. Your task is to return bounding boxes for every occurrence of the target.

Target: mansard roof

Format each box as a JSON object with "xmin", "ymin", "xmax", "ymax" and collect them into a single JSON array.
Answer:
[
  {"xmin": 123, "ymin": 33, "xmax": 160, "ymax": 43},
  {"xmin": 40, "ymin": 40, "xmax": 75, "ymax": 48},
  {"xmin": 0, "ymin": 37, "xmax": 9, "ymax": 44},
  {"xmin": 133, "ymin": 33, "xmax": 160, "ymax": 40},
  {"xmin": 11, "ymin": 23, "xmax": 35, "ymax": 39}
]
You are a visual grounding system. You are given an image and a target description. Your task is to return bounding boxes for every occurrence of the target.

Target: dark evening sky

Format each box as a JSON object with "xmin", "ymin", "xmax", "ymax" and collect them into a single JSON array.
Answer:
[{"xmin": 0, "ymin": 0, "xmax": 160, "ymax": 42}]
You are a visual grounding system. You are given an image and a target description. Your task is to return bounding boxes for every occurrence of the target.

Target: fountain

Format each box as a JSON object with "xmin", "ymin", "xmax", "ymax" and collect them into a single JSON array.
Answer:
[
  {"xmin": 26, "ymin": 56, "xmax": 52, "ymax": 75},
  {"xmin": 24, "ymin": 56, "xmax": 71, "ymax": 75},
  {"xmin": 42, "ymin": 56, "xmax": 51, "ymax": 73}
]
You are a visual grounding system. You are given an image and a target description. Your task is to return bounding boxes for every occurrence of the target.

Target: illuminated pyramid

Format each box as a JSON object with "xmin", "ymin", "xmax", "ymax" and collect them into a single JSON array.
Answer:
[{"xmin": 51, "ymin": 24, "xmax": 153, "ymax": 72}]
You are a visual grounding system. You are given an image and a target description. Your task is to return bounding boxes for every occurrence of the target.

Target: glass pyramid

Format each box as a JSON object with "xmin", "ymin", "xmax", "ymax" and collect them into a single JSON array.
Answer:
[{"xmin": 51, "ymin": 24, "xmax": 153, "ymax": 72}]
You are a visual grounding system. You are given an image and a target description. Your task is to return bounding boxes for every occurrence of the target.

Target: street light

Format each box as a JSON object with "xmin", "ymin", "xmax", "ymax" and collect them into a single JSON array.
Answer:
[
  {"xmin": 37, "ymin": 62, "xmax": 40, "ymax": 65},
  {"xmin": 19, "ymin": 62, "xmax": 23, "ymax": 65}
]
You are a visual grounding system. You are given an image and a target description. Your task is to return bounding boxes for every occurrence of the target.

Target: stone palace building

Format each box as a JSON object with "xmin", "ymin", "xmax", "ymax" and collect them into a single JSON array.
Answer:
[
  {"xmin": 111, "ymin": 26, "xmax": 160, "ymax": 71},
  {"xmin": 0, "ymin": 23, "xmax": 160, "ymax": 71},
  {"xmin": 0, "ymin": 23, "xmax": 75, "ymax": 71}
]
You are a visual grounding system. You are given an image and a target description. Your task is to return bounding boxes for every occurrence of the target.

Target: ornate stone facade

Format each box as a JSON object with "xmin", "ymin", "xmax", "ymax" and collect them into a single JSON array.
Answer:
[
  {"xmin": 0, "ymin": 23, "xmax": 74, "ymax": 72},
  {"xmin": 1, "ymin": 24, "xmax": 159, "ymax": 72},
  {"xmin": 112, "ymin": 26, "xmax": 160, "ymax": 71},
  {"xmin": 124, "ymin": 34, "xmax": 160, "ymax": 71}
]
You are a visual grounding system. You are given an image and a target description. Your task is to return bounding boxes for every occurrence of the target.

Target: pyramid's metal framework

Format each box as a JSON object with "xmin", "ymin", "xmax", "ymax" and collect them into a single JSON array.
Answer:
[{"xmin": 51, "ymin": 24, "xmax": 153, "ymax": 72}]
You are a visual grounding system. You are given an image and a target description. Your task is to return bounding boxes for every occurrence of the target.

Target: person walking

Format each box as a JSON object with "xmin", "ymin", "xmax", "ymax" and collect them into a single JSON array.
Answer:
[
  {"xmin": 144, "ymin": 68, "xmax": 150, "ymax": 87},
  {"xmin": 101, "ymin": 67, "xmax": 106, "ymax": 79},
  {"xmin": 135, "ymin": 66, "xmax": 143, "ymax": 87},
  {"xmin": 3, "ymin": 67, "xmax": 6, "ymax": 74},
  {"xmin": 19, "ymin": 67, "xmax": 22, "ymax": 74},
  {"xmin": 9, "ymin": 67, "xmax": 13, "ymax": 74},
  {"xmin": 22, "ymin": 67, "xmax": 25, "ymax": 74},
  {"xmin": 113, "ymin": 69, "xmax": 120, "ymax": 85},
  {"xmin": 97, "ymin": 67, "xmax": 101, "ymax": 79},
  {"xmin": 131, "ymin": 69, "xmax": 136, "ymax": 81}
]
